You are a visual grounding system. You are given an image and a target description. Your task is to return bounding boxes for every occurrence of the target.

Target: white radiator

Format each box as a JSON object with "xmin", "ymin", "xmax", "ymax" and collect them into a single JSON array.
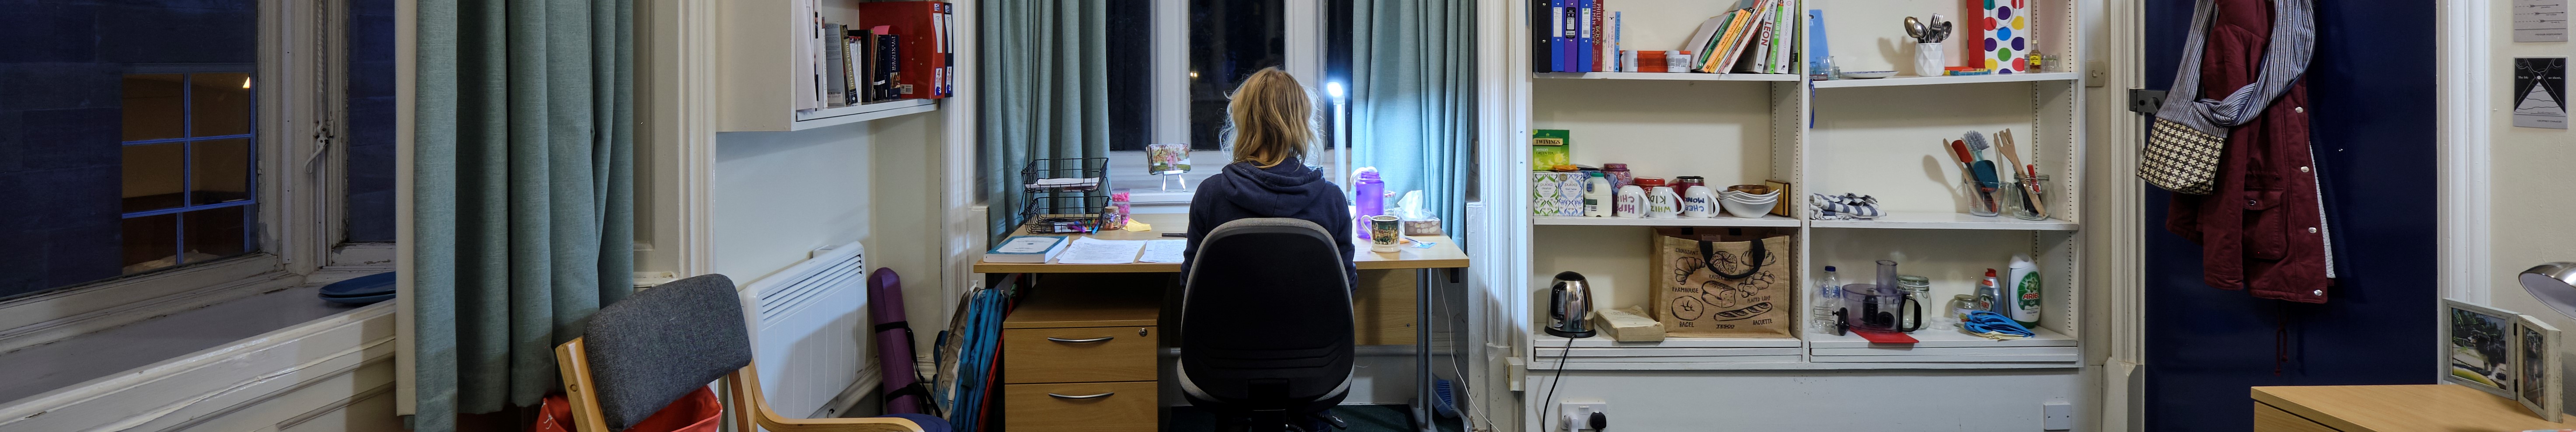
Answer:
[{"xmin": 739, "ymin": 242, "xmax": 873, "ymax": 420}]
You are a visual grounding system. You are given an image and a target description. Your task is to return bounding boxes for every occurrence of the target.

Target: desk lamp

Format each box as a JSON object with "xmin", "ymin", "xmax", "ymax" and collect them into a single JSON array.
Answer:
[{"xmin": 2522, "ymin": 263, "xmax": 2576, "ymax": 319}]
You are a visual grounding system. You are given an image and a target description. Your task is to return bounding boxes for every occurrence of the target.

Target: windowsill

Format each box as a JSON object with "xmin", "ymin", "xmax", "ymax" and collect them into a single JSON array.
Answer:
[
  {"xmin": 0, "ymin": 252, "xmax": 392, "ymax": 407},
  {"xmin": 1105, "ymin": 149, "xmax": 1348, "ymax": 208}
]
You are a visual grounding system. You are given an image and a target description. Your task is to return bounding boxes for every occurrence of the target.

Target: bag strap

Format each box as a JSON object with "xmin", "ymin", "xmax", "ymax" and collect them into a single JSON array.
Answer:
[{"xmin": 1695, "ymin": 236, "xmax": 1772, "ymax": 280}]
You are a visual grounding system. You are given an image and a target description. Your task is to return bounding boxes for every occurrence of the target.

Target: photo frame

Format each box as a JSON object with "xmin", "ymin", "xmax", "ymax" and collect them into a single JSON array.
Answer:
[
  {"xmin": 2517, "ymin": 314, "xmax": 2564, "ymax": 422},
  {"xmin": 1146, "ymin": 143, "xmax": 1191, "ymax": 175},
  {"xmin": 2446, "ymin": 299, "xmax": 2521, "ymax": 398}
]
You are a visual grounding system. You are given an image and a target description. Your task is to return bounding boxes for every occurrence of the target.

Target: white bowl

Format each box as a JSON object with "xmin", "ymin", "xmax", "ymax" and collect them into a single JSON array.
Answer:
[
  {"xmin": 1722, "ymin": 191, "xmax": 1779, "ymax": 201},
  {"xmin": 1842, "ymin": 70, "xmax": 1898, "ymax": 79},
  {"xmin": 1721, "ymin": 199, "xmax": 1778, "ymax": 218},
  {"xmin": 1723, "ymin": 194, "xmax": 1778, "ymax": 203}
]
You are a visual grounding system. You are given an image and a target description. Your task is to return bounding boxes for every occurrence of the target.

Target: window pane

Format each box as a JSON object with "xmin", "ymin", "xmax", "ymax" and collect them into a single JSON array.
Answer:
[
  {"xmin": 190, "ymin": 139, "xmax": 253, "ymax": 206},
  {"xmin": 121, "ymin": 213, "xmax": 180, "ymax": 273},
  {"xmin": 122, "ymin": 74, "xmax": 186, "ymax": 142},
  {"xmin": 1105, "ymin": 0, "xmax": 1152, "ymax": 152},
  {"xmin": 1189, "ymin": 0, "xmax": 1285, "ymax": 151},
  {"xmin": 183, "ymin": 206, "xmax": 253, "ymax": 259},
  {"xmin": 123, "ymin": 143, "xmax": 185, "ymax": 213},
  {"xmin": 190, "ymin": 73, "xmax": 253, "ymax": 137}
]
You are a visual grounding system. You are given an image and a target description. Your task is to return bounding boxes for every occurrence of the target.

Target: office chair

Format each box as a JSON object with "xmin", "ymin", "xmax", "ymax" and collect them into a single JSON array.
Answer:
[
  {"xmin": 1178, "ymin": 218, "xmax": 1356, "ymax": 432},
  {"xmin": 553, "ymin": 274, "xmax": 947, "ymax": 432}
]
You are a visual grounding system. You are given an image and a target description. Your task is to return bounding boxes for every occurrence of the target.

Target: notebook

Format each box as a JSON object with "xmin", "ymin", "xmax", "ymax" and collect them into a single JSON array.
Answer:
[{"xmin": 982, "ymin": 236, "xmax": 1068, "ymax": 263}]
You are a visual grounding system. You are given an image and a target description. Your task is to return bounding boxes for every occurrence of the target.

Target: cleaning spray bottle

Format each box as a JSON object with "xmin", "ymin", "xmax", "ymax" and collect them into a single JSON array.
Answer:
[{"xmin": 2006, "ymin": 254, "xmax": 2042, "ymax": 327}]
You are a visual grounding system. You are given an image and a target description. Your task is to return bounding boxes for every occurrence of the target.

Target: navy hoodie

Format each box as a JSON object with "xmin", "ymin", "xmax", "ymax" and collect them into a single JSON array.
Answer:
[{"xmin": 1182, "ymin": 157, "xmax": 1357, "ymax": 286}]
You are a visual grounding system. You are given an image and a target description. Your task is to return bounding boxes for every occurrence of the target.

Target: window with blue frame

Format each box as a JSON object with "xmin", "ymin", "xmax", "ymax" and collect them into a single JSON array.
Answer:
[{"xmin": 117, "ymin": 71, "xmax": 259, "ymax": 274}]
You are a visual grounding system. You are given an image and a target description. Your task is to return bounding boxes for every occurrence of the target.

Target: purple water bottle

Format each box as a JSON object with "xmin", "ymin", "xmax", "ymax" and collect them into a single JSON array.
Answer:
[{"xmin": 1353, "ymin": 168, "xmax": 1385, "ymax": 239}]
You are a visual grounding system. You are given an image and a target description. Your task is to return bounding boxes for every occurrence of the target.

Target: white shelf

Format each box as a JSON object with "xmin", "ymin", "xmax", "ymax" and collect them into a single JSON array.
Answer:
[
  {"xmin": 1533, "ymin": 215, "xmax": 1799, "ymax": 227},
  {"xmin": 1535, "ymin": 72, "xmax": 1802, "ymax": 81},
  {"xmin": 1807, "ymin": 327, "xmax": 2076, "ymax": 349},
  {"xmin": 1809, "ymin": 213, "xmax": 2078, "ymax": 231},
  {"xmin": 1529, "ymin": 331, "xmax": 1803, "ymax": 348},
  {"xmin": 1809, "ymin": 72, "xmax": 2081, "ymax": 89},
  {"xmin": 788, "ymin": 99, "xmax": 939, "ymax": 131}
]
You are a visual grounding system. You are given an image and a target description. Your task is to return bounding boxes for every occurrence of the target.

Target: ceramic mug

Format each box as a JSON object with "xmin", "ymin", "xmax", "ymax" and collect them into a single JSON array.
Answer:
[
  {"xmin": 1369, "ymin": 215, "xmax": 1403, "ymax": 253},
  {"xmin": 1681, "ymin": 185, "xmax": 1717, "ymax": 218},
  {"xmin": 1646, "ymin": 186, "xmax": 1682, "ymax": 219}
]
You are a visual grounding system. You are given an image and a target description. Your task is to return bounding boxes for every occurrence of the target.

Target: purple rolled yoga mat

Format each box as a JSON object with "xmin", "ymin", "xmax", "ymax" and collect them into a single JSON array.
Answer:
[{"xmin": 867, "ymin": 268, "xmax": 926, "ymax": 414}]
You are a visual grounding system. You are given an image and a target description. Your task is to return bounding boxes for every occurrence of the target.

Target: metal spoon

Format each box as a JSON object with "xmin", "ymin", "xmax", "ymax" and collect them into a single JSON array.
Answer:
[
  {"xmin": 1904, "ymin": 17, "xmax": 1927, "ymax": 43},
  {"xmin": 1931, "ymin": 20, "xmax": 1954, "ymax": 42}
]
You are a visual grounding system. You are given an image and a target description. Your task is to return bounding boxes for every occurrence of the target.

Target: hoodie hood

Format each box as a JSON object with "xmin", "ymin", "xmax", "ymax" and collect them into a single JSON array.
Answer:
[{"xmin": 1206, "ymin": 157, "xmax": 1340, "ymax": 216}]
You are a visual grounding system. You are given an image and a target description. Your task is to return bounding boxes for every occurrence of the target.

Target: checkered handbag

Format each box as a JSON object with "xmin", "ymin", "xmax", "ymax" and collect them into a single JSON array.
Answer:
[{"xmin": 2138, "ymin": 118, "xmax": 2225, "ymax": 195}]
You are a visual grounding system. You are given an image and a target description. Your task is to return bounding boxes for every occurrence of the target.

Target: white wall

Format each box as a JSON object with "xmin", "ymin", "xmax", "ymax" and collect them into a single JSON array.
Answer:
[
  {"xmin": 2476, "ymin": 0, "xmax": 2576, "ymax": 392},
  {"xmin": 709, "ymin": 112, "xmax": 953, "ymax": 356}
]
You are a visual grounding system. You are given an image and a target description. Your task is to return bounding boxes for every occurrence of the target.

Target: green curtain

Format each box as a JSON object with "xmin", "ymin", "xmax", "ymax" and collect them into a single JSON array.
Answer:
[
  {"xmin": 980, "ymin": 0, "xmax": 1110, "ymax": 240},
  {"xmin": 411, "ymin": 0, "xmax": 634, "ymax": 429},
  {"xmin": 1352, "ymin": 0, "xmax": 1476, "ymax": 236}
]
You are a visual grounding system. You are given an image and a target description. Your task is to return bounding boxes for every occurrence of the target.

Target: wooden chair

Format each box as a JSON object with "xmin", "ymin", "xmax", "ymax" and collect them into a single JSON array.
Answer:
[{"xmin": 550, "ymin": 274, "xmax": 943, "ymax": 432}]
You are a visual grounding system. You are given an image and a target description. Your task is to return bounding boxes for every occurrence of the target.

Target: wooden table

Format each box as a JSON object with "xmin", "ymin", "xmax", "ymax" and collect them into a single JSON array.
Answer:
[
  {"xmin": 2253, "ymin": 384, "xmax": 2576, "ymax": 432},
  {"xmin": 974, "ymin": 213, "xmax": 1467, "ymax": 432},
  {"xmin": 971, "ymin": 213, "xmax": 1470, "ymax": 273}
]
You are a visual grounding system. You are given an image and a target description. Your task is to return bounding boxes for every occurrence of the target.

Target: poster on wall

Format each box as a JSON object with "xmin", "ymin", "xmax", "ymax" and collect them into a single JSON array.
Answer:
[
  {"xmin": 2515, "ymin": 57, "xmax": 2568, "ymax": 129},
  {"xmin": 2518, "ymin": 0, "xmax": 2570, "ymax": 42}
]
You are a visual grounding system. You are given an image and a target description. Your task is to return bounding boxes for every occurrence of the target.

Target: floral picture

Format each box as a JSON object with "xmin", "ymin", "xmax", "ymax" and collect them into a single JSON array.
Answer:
[{"xmin": 1147, "ymin": 143, "xmax": 1191, "ymax": 175}]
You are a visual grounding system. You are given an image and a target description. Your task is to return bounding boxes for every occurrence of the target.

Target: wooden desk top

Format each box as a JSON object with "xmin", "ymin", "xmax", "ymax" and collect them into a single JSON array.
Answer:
[
  {"xmin": 2253, "ymin": 384, "xmax": 2575, "ymax": 432},
  {"xmin": 972, "ymin": 213, "xmax": 1469, "ymax": 273}
]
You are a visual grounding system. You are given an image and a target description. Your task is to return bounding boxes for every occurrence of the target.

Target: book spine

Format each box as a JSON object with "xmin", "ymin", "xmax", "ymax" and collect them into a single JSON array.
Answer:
[
  {"xmin": 1574, "ymin": 0, "xmax": 1591, "ymax": 72},
  {"xmin": 1555, "ymin": 0, "xmax": 1572, "ymax": 72},
  {"xmin": 1774, "ymin": 0, "xmax": 1795, "ymax": 73},
  {"xmin": 1612, "ymin": 11, "xmax": 1622, "ymax": 72},
  {"xmin": 1576, "ymin": 0, "xmax": 1597, "ymax": 72},
  {"xmin": 1532, "ymin": 0, "xmax": 1551, "ymax": 73},
  {"xmin": 843, "ymin": 37, "xmax": 860, "ymax": 105},
  {"xmin": 942, "ymin": 3, "xmax": 956, "ymax": 96}
]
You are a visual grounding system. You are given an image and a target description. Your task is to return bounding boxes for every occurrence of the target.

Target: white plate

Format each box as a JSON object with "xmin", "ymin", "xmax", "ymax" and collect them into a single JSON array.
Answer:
[{"xmin": 1841, "ymin": 70, "xmax": 1898, "ymax": 79}]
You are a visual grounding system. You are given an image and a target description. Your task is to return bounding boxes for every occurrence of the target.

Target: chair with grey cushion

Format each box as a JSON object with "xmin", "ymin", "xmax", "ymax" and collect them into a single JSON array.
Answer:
[
  {"xmin": 1179, "ymin": 218, "xmax": 1356, "ymax": 432},
  {"xmin": 553, "ymin": 274, "xmax": 947, "ymax": 432}
]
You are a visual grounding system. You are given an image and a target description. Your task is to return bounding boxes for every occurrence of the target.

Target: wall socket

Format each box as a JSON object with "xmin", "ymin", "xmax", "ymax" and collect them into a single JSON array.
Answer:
[
  {"xmin": 2043, "ymin": 401, "xmax": 2074, "ymax": 430},
  {"xmin": 1556, "ymin": 400, "xmax": 1608, "ymax": 431}
]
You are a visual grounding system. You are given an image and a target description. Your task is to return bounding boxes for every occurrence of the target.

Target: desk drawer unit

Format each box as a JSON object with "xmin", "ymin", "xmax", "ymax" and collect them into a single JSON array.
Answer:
[
  {"xmin": 1003, "ymin": 326, "xmax": 1156, "ymax": 383},
  {"xmin": 1004, "ymin": 381, "xmax": 1159, "ymax": 432}
]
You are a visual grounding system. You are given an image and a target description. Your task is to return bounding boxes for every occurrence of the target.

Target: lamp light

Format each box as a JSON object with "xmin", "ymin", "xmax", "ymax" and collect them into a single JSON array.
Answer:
[
  {"xmin": 1325, "ymin": 81, "xmax": 1344, "ymax": 101},
  {"xmin": 2521, "ymin": 263, "xmax": 2576, "ymax": 319}
]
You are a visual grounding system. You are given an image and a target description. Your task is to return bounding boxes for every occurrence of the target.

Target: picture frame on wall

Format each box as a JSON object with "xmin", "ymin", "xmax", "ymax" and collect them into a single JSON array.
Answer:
[
  {"xmin": 2446, "ymin": 299, "xmax": 2521, "ymax": 397},
  {"xmin": 2516, "ymin": 314, "xmax": 2564, "ymax": 422}
]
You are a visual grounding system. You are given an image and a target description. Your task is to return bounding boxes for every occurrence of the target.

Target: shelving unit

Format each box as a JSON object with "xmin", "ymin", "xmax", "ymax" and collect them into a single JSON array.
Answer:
[
  {"xmin": 1533, "ymin": 72, "xmax": 1802, "ymax": 81},
  {"xmin": 1807, "ymin": 71, "xmax": 2081, "ymax": 88},
  {"xmin": 1507, "ymin": 0, "xmax": 2089, "ymax": 428},
  {"xmin": 715, "ymin": 0, "xmax": 945, "ymax": 132}
]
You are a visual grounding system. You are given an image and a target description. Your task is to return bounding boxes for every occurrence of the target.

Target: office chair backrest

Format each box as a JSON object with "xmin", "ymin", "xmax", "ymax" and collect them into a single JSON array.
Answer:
[
  {"xmin": 580, "ymin": 274, "xmax": 754, "ymax": 430},
  {"xmin": 1181, "ymin": 218, "xmax": 1356, "ymax": 407}
]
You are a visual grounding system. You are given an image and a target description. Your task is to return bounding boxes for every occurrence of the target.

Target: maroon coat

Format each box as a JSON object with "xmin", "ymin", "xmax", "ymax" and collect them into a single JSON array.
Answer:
[{"xmin": 2165, "ymin": 0, "xmax": 2335, "ymax": 303}]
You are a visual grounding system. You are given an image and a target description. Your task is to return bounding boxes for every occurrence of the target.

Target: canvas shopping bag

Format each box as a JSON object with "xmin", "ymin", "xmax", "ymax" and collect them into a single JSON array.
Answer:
[{"xmin": 1648, "ymin": 227, "xmax": 1795, "ymax": 338}]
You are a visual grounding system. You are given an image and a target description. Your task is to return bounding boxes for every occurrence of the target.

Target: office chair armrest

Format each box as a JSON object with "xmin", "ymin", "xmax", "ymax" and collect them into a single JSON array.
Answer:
[{"xmin": 724, "ymin": 368, "xmax": 930, "ymax": 432}]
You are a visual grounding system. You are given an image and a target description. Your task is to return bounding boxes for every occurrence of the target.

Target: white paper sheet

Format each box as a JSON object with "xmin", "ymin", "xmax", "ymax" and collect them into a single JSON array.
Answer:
[
  {"xmin": 1138, "ymin": 240, "xmax": 1187, "ymax": 263},
  {"xmin": 1054, "ymin": 237, "xmax": 1148, "ymax": 264}
]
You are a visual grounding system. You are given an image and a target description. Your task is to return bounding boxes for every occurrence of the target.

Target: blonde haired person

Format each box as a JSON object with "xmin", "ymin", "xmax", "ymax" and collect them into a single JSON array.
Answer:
[{"xmin": 1180, "ymin": 67, "xmax": 1357, "ymax": 284}]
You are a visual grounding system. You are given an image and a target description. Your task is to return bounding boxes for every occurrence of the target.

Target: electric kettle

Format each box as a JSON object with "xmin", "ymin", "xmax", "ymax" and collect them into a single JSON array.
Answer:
[{"xmin": 1546, "ymin": 272, "xmax": 1596, "ymax": 338}]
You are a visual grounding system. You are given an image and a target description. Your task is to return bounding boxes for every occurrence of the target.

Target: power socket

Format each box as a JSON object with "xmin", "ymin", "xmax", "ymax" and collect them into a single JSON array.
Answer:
[
  {"xmin": 1556, "ymin": 400, "xmax": 1608, "ymax": 431},
  {"xmin": 2043, "ymin": 401, "xmax": 2074, "ymax": 430}
]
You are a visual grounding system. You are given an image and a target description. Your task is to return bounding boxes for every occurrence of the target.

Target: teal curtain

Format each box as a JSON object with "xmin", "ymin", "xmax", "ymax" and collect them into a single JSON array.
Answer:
[
  {"xmin": 980, "ymin": 0, "xmax": 1110, "ymax": 240},
  {"xmin": 412, "ymin": 0, "xmax": 634, "ymax": 429},
  {"xmin": 1352, "ymin": 0, "xmax": 1476, "ymax": 236}
]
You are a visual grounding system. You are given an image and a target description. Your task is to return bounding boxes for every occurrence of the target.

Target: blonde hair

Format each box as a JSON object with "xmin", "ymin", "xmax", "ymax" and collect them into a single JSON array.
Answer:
[{"xmin": 1225, "ymin": 68, "xmax": 1318, "ymax": 168}]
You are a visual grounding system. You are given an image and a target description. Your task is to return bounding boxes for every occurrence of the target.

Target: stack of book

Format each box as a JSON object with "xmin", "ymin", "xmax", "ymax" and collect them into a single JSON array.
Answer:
[
  {"xmin": 1532, "ymin": 0, "xmax": 1798, "ymax": 75},
  {"xmin": 800, "ymin": 0, "xmax": 956, "ymax": 112}
]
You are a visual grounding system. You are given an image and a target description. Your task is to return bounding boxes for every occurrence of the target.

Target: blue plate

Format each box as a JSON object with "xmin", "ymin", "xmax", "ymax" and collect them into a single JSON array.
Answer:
[{"xmin": 320, "ymin": 272, "xmax": 396, "ymax": 304}]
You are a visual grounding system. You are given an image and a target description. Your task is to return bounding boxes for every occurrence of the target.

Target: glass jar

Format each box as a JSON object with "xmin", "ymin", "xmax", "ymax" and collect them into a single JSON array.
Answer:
[
  {"xmin": 1673, "ymin": 176, "xmax": 1706, "ymax": 195},
  {"xmin": 1895, "ymin": 275, "xmax": 1932, "ymax": 331},
  {"xmin": 1949, "ymin": 294, "xmax": 1981, "ymax": 330},
  {"xmin": 1601, "ymin": 163, "xmax": 1634, "ymax": 188}
]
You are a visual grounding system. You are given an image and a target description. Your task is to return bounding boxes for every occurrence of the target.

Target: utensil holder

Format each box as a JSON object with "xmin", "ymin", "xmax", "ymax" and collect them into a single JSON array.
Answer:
[
  {"xmin": 1962, "ymin": 178, "xmax": 2001, "ymax": 217},
  {"xmin": 2004, "ymin": 174, "xmax": 2050, "ymax": 220},
  {"xmin": 1914, "ymin": 43, "xmax": 1946, "ymax": 77}
]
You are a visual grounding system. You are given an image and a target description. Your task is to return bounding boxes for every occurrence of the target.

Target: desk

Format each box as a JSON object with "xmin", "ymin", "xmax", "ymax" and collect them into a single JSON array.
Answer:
[
  {"xmin": 2252, "ymin": 384, "xmax": 2576, "ymax": 432},
  {"xmin": 976, "ymin": 213, "xmax": 1467, "ymax": 432}
]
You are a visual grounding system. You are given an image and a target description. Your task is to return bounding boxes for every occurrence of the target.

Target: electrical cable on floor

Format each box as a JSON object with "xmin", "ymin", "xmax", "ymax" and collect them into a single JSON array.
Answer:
[{"xmin": 1428, "ymin": 271, "xmax": 1495, "ymax": 432}]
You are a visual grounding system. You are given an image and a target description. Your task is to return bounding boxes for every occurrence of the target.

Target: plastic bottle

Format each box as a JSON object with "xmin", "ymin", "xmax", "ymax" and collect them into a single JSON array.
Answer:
[
  {"xmin": 1353, "ymin": 167, "xmax": 1384, "ymax": 239},
  {"xmin": 1976, "ymin": 269, "xmax": 2004, "ymax": 314},
  {"xmin": 1582, "ymin": 172, "xmax": 1614, "ymax": 217},
  {"xmin": 1815, "ymin": 266, "xmax": 1842, "ymax": 332},
  {"xmin": 2006, "ymin": 254, "xmax": 2042, "ymax": 327}
]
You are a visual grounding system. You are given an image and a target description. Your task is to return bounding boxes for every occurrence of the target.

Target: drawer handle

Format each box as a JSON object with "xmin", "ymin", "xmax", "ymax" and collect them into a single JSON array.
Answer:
[
  {"xmin": 1046, "ymin": 336, "xmax": 1114, "ymax": 344},
  {"xmin": 1047, "ymin": 392, "xmax": 1116, "ymax": 400}
]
